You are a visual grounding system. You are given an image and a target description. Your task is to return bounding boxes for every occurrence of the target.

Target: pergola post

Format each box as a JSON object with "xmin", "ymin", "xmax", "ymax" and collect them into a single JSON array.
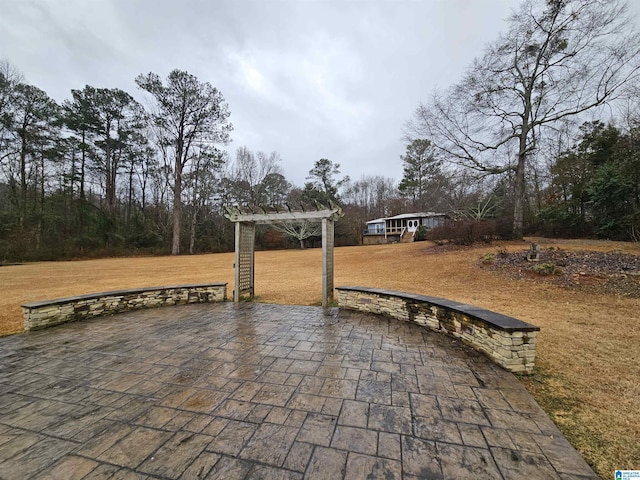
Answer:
[{"xmin": 322, "ymin": 218, "xmax": 334, "ymax": 308}]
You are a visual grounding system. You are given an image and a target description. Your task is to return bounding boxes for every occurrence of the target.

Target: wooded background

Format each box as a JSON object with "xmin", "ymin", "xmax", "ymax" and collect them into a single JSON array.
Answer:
[{"xmin": 1, "ymin": 0, "xmax": 639, "ymax": 261}]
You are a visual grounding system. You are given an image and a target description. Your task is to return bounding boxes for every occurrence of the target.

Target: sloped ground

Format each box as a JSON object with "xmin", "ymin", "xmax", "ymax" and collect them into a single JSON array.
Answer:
[{"xmin": 0, "ymin": 238, "xmax": 638, "ymax": 477}]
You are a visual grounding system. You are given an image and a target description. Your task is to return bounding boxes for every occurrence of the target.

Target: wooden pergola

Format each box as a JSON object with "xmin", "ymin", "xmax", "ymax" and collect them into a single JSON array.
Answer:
[{"xmin": 224, "ymin": 205, "xmax": 343, "ymax": 307}]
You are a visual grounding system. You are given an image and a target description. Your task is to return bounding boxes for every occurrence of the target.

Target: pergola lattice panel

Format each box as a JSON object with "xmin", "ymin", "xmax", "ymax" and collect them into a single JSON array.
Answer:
[{"xmin": 235, "ymin": 222, "xmax": 255, "ymax": 298}]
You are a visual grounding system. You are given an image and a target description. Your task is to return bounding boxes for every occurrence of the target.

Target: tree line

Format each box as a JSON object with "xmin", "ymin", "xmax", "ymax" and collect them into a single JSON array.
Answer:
[
  {"xmin": 0, "ymin": 61, "xmax": 412, "ymax": 261},
  {"xmin": 0, "ymin": 65, "xmax": 231, "ymax": 260},
  {"xmin": 0, "ymin": 59, "xmax": 506, "ymax": 263},
  {"xmin": 2, "ymin": 0, "xmax": 640, "ymax": 262}
]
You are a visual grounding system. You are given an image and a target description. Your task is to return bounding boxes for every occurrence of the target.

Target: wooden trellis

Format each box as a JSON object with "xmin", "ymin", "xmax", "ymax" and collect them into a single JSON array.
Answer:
[{"xmin": 224, "ymin": 204, "xmax": 343, "ymax": 307}]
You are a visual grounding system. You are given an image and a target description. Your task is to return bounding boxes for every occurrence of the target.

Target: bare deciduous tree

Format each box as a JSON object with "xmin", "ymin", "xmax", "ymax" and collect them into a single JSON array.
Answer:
[
  {"xmin": 407, "ymin": 0, "xmax": 640, "ymax": 238},
  {"xmin": 0, "ymin": 60, "xmax": 24, "ymax": 163},
  {"xmin": 272, "ymin": 220, "xmax": 321, "ymax": 249},
  {"xmin": 232, "ymin": 147, "xmax": 283, "ymax": 205},
  {"xmin": 184, "ymin": 148, "xmax": 225, "ymax": 254},
  {"xmin": 343, "ymin": 175, "xmax": 398, "ymax": 217}
]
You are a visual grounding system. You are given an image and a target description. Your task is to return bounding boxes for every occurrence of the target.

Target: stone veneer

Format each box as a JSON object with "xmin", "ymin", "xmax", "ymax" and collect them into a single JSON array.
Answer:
[
  {"xmin": 22, "ymin": 283, "xmax": 227, "ymax": 331},
  {"xmin": 336, "ymin": 286, "xmax": 539, "ymax": 374}
]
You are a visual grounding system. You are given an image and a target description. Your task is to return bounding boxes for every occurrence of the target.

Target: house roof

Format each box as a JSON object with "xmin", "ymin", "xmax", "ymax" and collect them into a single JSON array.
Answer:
[{"xmin": 365, "ymin": 212, "xmax": 446, "ymax": 224}]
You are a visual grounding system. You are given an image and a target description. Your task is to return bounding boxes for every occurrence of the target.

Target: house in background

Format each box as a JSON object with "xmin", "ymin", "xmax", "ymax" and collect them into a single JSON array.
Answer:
[{"xmin": 363, "ymin": 212, "xmax": 447, "ymax": 245}]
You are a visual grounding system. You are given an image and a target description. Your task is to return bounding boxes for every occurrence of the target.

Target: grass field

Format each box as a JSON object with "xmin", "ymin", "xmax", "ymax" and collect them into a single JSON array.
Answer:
[{"xmin": 1, "ymin": 238, "xmax": 638, "ymax": 478}]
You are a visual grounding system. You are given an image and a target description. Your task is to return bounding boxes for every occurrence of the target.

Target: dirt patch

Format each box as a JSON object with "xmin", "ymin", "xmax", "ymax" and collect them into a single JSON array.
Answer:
[{"xmin": 484, "ymin": 247, "xmax": 640, "ymax": 298}]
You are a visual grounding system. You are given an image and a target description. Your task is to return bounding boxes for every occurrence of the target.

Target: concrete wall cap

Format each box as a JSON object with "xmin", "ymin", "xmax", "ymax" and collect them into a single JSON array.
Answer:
[
  {"xmin": 335, "ymin": 286, "xmax": 539, "ymax": 333},
  {"xmin": 22, "ymin": 283, "xmax": 228, "ymax": 309}
]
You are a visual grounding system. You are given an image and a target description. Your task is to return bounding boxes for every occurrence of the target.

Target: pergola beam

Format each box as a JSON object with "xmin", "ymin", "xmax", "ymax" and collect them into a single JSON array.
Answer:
[{"xmin": 225, "ymin": 208, "xmax": 341, "ymax": 225}]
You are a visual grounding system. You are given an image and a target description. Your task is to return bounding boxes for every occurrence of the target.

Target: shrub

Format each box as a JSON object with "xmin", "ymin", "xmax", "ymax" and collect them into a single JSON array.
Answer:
[
  {"xmin": 427, "ymin": 219, "xmax": 500, "ymax": 245},
  {"xmin": 414, "ymin": 225, "xmax": 428, "ymax": 242},
  {"xmin": 481, "ymin": 253, "xmax": 495, "ymax": 265},
  {"xmin": 532, "ymin": 263, "xmax": 562, "ymax": 276},
  {"xmin": 536, "ymin": 205, "xmax": 592, "ymax": 238}
]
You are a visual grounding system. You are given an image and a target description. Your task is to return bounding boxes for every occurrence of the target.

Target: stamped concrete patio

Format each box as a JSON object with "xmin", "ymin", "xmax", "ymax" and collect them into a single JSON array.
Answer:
[{"xmin": 0, "ymin": 303, "xmax": 597, "ymax": 479}]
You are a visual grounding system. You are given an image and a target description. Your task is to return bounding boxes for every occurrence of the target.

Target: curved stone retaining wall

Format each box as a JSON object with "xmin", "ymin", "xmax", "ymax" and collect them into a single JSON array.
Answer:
[
  {"xmin": 22, "ymin": 283, "xmax": 227, "ymax": 331},
  {"xmin": 336, "ymin": 286, "xmax": 539, "ymax": 374}
]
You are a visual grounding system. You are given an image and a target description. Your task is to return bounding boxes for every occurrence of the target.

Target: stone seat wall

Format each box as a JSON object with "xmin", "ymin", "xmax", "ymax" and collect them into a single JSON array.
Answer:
[
  {"xmin": 336, "ymin": 286, "xmax": 539, "ymax": 374},
  {"xmin": 22, "ymin": 283, "xmax": 227, "ymax": 331}
]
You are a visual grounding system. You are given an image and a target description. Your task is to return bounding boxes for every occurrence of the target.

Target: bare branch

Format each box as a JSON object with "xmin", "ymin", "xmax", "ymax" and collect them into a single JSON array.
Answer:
[{"xmin": 405, "ymin": 0, "xmax": 640, "ymax": 237}]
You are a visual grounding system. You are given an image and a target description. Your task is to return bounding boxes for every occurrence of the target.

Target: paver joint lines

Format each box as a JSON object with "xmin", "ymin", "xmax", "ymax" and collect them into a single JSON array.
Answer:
[{"xmin": 0, "ymin": 302, "xmax": 596, "ymax": 479}]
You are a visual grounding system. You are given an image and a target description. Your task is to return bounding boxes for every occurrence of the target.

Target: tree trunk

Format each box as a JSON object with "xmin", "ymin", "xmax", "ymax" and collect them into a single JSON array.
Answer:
[
  {"xmin": 80, "ymin": 130, "xmax": 86, "ymax": 200},
  {"xmin": 189, "ymin": 209, "xmax": 197, "ymax": 255},
  {"xmin": 299, "ymin": 238, "xmax": 305, "ymax": 249},
  {"xmin": 512, "ymin": 148, "xmax": 526, "ymax": 240},
  {"xmin": 172, "ymin": 158, "xmax": 182, "ymax": 255},
  {"xmin": 68, "ymin": 142, "xmax": 75, "ymax": 234},
  {"xmin": 19, "ymin": 129, "xmax": 27, "ymax": 227},
  {"xmin": 127, "ymin": 165, "xmax": 133, "ymax": 224},
  {"xmin": 104, "ymin": 119, "xmax": 114, "ymax": 215},
  {"xmin": 36, "ymin": 149, "xmax": 45, "ymax": 250},
  {"xmin": 140, "ymin": 169, "xmax": 147, "ymax": 211},
  {"xmin": 513, "ymin": 89, "xmax": 532, "ymax": 240}
]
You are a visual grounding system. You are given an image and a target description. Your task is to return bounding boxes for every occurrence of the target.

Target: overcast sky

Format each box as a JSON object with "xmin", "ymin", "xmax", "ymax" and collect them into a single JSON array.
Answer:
[{"xmin": 1, "ymin": 0, "xmax": 531, "ymax": 185}]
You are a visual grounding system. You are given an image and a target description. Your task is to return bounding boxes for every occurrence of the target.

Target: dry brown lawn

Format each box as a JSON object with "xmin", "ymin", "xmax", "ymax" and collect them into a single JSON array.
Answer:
[{"xmin": 1, "ymin": 238, "xmax": 639, "ymax": 478}]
